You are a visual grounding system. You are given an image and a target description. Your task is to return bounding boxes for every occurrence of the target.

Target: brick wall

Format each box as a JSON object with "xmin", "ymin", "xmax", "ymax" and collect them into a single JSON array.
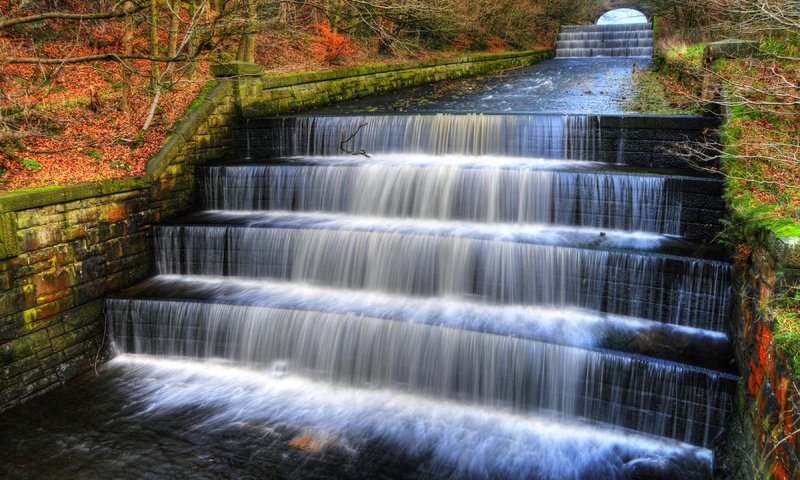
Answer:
[{"xmin": 237, "ymin": 50, "xmax": 553, "ymax": 117}]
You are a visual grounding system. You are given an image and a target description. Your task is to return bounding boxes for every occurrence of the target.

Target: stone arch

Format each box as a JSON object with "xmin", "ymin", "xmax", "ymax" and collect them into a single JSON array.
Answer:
[
  {"xmin": 597, "ymin": 8, "xmax": 648, "ymax": 24},
  {"xmin": 596, "ymin": 0, "xmax": 653, "ymax": 20}
]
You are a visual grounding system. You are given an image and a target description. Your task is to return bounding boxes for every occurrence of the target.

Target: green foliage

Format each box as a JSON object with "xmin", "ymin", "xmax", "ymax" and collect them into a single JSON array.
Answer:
[
  {"xmin": 84, "ymin": 149, "xmax": 104, "ymax": 161},
  {"xmin": 730, "ymin": 103, "xmax": 762, "ymax": 121},
  {"xmin": 760, "ymin": 34, "xmax": 800, "ymax": 57},
  {"xmin": 109, "ymin": 159, "xmax": 131, "ymax": 171},
  {"xmin": 18, "ymin": 158, "xmax": 41, "ymax": 170},
  {"xmin": 623, "ymin": 68, "xmax": 700, "ymax": 114},
  {"xmin": 722, "ymin": 113, "xmax": 800, "ymax": 240},
  {"xmin": 665, "ymin": 44, "xmax": 707, "ymax": 67},
  {"xmin": 776, "ymin": 328, "xmax": 800, "ymax": 373},
  {"xmin": 774, "ymin": 285, "xmax": 800, "ymax": 373},
  {"xmin": 471, "ymin": 37, "xmax": 490, "ymax": 52}
]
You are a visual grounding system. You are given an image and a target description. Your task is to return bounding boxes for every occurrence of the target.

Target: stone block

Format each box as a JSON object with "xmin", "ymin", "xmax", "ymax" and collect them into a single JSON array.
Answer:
[
  {"xmin": 767, "ymin": 234, "xmax": 800, "ymax": 269},
  {"xmin": 0, "ymin": 352, "xmax": 40, "ymax": 379},
  {"xmin": 17, "ymin": 224, "xmax": 63, "ymax": 251},
  {"xmin": 210, "ymin": 62, "xmax": 264, "ymax": 77},
  {"xmin": 704, "ymin": 39, "xmax": 760, "ymax": 61},
  {"xmin": 1, "ymin": 329, "xmax": 50, "ymax": 362},
  {"xmin": 61, "ymin": 300, "xmax": 103, "ymax": 330}
]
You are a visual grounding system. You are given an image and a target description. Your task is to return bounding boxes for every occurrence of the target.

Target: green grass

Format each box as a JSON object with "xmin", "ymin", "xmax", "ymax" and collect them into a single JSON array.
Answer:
[
  {"xmin": 664, "ymin": 43, "xmax": 707, "ymax": 66},
  {"xmin": 622, "ymin": 68, "xmax": 700, "ymax": 114},
  {"xmin": 18, "ymin": 158, "xmax": 41, "ymax": 170},
  {"xmin": 84, "ymin": 149, "xmax": 104, "ymax": 161},
  {"xmin": 774, "ymin": 285, "xmax": 800, "ymax": 373}
]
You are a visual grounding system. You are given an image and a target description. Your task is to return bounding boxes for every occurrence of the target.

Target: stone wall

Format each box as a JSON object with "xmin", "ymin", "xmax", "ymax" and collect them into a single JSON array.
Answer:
[
  {"xmin": 0, "ymin": 81, "xmax": 236, "ymax": 411},
  {"xmin": 234, "ymin": 50, "xmax": 553, "ymax": 118},
  {"xmin": 0, "ymin": 51, "xmax": 551, "ymax": 412},
  {"xmin": 728, "ymin": 231, "xmax": 800, "ymax": 480}
]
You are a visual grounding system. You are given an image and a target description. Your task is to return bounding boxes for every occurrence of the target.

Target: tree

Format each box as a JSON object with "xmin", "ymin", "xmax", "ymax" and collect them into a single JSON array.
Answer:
[{"xmin": 0, "ymin": 0, "xmax": 252, "ymax": 136}]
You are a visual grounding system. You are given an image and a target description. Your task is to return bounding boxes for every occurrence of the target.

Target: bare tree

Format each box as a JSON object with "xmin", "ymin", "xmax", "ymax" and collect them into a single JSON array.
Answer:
[
  {"xmin": 1, "ymin": 0, "xmax": 252, "ymax": 139},
  {"xmin": 650, "ymin": 0, "xmax": 800, "ymax": 194}
]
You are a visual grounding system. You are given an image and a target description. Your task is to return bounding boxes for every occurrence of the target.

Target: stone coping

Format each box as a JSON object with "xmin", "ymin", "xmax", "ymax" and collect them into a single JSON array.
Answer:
[
  {"xmin": 766, "ymin": 231, "xmax": 800, "ymax": 269},
  {"xmin": 146, "ymin": 80, "xmax": 233, "ymax": 180},
  {"xmin": 258, "ymin": 50, "xmax": 548, "ymax": 90},
  {"xmin": 0, "ymin": 176, "xmax": 152, "ymax": 214}
]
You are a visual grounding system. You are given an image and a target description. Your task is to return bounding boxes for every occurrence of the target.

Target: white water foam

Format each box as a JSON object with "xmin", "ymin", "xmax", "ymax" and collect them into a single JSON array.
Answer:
[{"xmin": 111, "ymin": 355, "xmax": 713, "ymax": 480}]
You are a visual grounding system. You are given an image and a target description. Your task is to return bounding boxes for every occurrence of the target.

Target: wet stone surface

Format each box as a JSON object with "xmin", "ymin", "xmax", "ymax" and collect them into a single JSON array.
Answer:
[
  {"xmin": 0, "ymin": 358, "xmax": 714, "ymax": 480},
  {"xmin": 309, "ymin": 58, "xmax": 649, "ymax": 115}
]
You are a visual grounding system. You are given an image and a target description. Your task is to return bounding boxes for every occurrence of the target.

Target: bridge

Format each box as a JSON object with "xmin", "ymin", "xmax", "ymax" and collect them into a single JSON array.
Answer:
[{"xmin": 595, "ymin": 0, "xmax": 653, "ymax": 20}]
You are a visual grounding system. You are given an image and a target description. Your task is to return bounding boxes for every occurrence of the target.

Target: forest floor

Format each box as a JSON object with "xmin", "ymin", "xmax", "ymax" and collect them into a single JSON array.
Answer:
[{"xmin": 0, "ymin": 21, "xmax": 522, "ymax": 192}]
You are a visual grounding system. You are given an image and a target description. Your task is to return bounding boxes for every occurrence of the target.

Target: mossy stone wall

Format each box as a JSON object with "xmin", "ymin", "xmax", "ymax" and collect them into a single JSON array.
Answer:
[
  {"xmin": 0, "ymin": 81, "xmax": 236, "ymax": 411},
  {"xmin": 728, "ymin": 230, "xmax": 800, "ymax": 480},
  {"xmin": 238, "ymin": 50, "xmax": 553, "ymax": 117},
  {"xmin": 0, "ymin": 51, "xmax": 552, "ymax": 411}
]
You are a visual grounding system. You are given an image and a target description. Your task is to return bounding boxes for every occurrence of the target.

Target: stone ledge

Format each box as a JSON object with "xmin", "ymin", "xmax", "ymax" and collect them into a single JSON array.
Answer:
[
  {"xmin": 704, "ymin": 39, "xmax": 759, "ymax": 61},
  {"xmin": 146, "ymin": 79, "xmax": 234, "ymax": 179},
  {"xmin": 210, "ymin": 61, "xmax": 265, "ymax": 77},
  {"xmin": 0, "ymin": 177, "xmax": 152, "ymax": 215},
  {"xmin": 766, "ymin": 233, "xmax": 800, "ymax": 270},
  {"xmin": 260, "ymin": 50, "xmax": 550, "ymax": 90}
]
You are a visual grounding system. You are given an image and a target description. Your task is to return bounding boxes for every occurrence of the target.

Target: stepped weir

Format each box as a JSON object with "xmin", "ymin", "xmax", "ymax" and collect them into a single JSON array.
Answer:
[
  {"xmin": 556, "ymin": 23, "xmax": 654, "ymax": 58},
  {"xmin": 95, "ymin": 21, "xmax": 735, "ymax": 480}
]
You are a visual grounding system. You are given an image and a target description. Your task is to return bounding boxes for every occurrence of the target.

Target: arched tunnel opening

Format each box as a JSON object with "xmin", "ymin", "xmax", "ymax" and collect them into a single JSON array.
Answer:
[{"xmin": 597, "ymin": 8, "xmax": 648, "ymax": 24}]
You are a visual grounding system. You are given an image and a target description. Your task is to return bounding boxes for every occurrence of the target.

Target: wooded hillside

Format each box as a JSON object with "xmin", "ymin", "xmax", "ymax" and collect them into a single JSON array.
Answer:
[{"xmin": 0, "ymin": 0, "xmax": 594, "ymax": 190}]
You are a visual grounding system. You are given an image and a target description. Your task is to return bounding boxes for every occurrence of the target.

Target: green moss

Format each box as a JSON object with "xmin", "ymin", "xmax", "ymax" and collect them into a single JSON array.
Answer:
[
  {"xmin": 185, "ymin": 80, "xmax": 218, "ymax": 117},
  {"xmin": 9, "ymin": 184, "xmax": 63, "ymax": 193},
  {"xmin": 773, "ymin": 222, "xmax": 800, "ymax": 238},
  {"xmin": 774, "ymin": 284, "xmax": 800, "ymax": 373},
  {"xmin": 18, "ymin": 158, "xmax": 42, "ymax": 170}
]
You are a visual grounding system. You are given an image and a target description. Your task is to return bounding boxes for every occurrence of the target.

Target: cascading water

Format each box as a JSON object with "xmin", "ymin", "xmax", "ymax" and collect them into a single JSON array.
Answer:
[
  {"xmin": 556, "ymin": 23, "xmax": 654, "ymax": 58},
  {"xmin": 102, "ymin": 108, "xmax": 735, "ymax": 478},
  {"xmin": 200, "ymin": 162, "xmax": 685, "ymax": 234},
  {"xmin": 92, "ymin": 27, "xmax": 735, "ymax": 479},
  {"xmin": 255, "ymin": 114, "xmax": 598, "ymax": 159}
]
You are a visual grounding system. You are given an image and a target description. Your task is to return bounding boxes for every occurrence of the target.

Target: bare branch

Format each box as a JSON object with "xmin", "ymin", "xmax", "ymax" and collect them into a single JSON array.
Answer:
[{"xmin": 0, "ymin": 2, "xmax": 146, "ymax": 29}]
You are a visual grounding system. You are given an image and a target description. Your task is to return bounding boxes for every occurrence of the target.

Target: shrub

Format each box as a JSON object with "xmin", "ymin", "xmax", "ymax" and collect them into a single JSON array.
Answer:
[{"xmin": 308, "ymin": 23, "xmax": 355, "ymax": 65}]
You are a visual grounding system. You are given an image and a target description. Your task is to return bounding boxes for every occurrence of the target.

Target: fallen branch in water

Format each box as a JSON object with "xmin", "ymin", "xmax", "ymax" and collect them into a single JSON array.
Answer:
[{"xmin": 340, "ymin": 122, "xmax": 370, "ymax": 158}]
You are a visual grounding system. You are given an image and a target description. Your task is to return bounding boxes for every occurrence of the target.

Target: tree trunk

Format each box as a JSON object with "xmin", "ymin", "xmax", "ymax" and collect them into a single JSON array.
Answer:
[
  {"xmin": 279, "ymin": 1, "xmax": 288, "ymax": 27},
  {"xmin": 150, "ymin": 0, "xmax": 160, "ymax": 89},
  {"xmin": 186, "ymin": 0, "xmax": 199, "ymax": 76},
  {"xmin": 121, "ymin": 1, "xmax": 134, "ymax": 113},
  {"xmin": 236, "ymin": 0, "xmax": 255, "ymax": 63},
  {"xmin": 168, "ymin": 0, "xmax": 179, "ymax": 58}
]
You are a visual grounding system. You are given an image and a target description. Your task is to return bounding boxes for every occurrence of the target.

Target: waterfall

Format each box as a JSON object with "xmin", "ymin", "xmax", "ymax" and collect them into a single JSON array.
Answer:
[
  {"xmin": 108, "ymin": 296, "xmax": 735, "ymax": 447},
  {"xmin": 201, "ymin": 163, "xmax": 684, "ymax": 234},
  {"xmin": 154, "ymin": 220, "xmax": 731, "ymax": 331},
  {"xmin": 105, "ymin": 77, "xmax": 733, "ymax": 476},
  {"xmin": 260, "ymin": 114, "xmax": 600, "ymax": 159},
  {"xmin": 556, "ymin": 24, "xmax": 654, "ymax": 58}
]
